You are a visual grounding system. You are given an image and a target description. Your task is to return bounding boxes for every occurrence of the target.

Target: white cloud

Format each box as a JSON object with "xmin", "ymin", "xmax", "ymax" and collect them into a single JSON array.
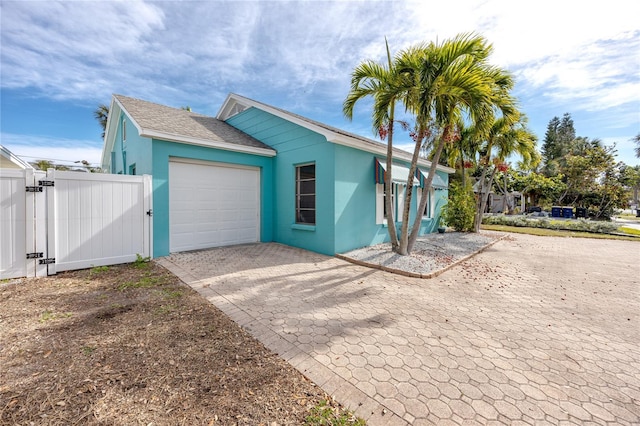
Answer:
[
  {"xmin": 1, "ymin": 1, "xmax": 165, "ymax": 101},
  {"xmin": 2, "ymin": 133, "xmax": 103, "ymax": 166},
  {"xmin": 1, "ymin": 0, "xmax": 638, "ymax": 153}
]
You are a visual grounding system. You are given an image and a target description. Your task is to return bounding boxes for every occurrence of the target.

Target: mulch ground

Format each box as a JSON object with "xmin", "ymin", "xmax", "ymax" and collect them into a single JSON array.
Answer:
[{"xmin": 0, "ymin": 261, "xmax": 355, "ymax": 425}]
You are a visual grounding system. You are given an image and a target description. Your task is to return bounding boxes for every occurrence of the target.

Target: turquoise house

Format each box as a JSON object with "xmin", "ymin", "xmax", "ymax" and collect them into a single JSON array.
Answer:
[{"xmin": 101, "ymin": 94, "xmax": 453, "ymax": 257}]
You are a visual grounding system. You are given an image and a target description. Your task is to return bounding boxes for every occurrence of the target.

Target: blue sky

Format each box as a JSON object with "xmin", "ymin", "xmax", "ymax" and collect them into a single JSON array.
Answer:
[{"xmin": 1, "ymin": 0, "xmax": 639, "ymax": 169}]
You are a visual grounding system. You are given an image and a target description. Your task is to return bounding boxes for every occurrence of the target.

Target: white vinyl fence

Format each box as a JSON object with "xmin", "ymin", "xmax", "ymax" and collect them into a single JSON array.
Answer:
[{"xmin": 0, "ymin": 169, "xmax": 152, "ymax": 279}]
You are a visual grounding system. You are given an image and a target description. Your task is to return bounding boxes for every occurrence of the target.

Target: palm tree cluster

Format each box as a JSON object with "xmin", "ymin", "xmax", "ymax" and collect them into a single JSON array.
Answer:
[{"xmin": 344, "ymin": 33, "xmax": 536, "ymax": 254}]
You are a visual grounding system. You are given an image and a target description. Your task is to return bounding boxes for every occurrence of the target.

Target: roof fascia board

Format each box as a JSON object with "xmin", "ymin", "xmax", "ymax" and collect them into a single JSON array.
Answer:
[
  {"xmin": 330, "ymin": 135, "xmax": 455, "ymax": 174},
  {"xmin": 100, "ymin": 97, "xmax": 120, "ymax": 169},
  {"xmin": 141, "ymin": 129, "xmax": 276, "ymax": 157},
  {"xmin": 217, "ymin": 94, "xmax": 337, "ymax": 140},
  {"xmin": 0, "ymin": 145, "xmax": 34, "ymax": 169},
  {"xmin": 113, "ymin": 96, "xmax": 144, "ymax": 135},
  {"xmin": 219, "ymin": 93, "xmax": 454, "ymax": 174}
]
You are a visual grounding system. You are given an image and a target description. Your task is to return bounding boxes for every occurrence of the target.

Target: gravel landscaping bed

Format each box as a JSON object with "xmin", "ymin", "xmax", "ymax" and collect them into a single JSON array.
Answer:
[{"xmin": 338, "ymin": 231, "xmax": 505, "ymax": 278}]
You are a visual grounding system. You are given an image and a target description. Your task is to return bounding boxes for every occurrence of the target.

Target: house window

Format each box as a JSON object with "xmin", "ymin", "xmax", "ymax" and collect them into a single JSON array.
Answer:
[
  {"xmin": 418, "ymin": 187, "xmax": 434, "ymax": 218},
  {"xmin": 122, "ymin": 120, "xmax": 127, "ymax": 142},
  {"xmin": 376, "ymin": 183, "xmax": 406, "ymax": 224},
  {"xmin": 383, "ymin": 182, "xmax": 395, "ymax": 219},
  {"xmin": 296, "ymin": 163, "xmax": 315, "ymax": 224},
  {"xmin": 129, "ymin": 163, "xmax": 136, "ymax": 176}
]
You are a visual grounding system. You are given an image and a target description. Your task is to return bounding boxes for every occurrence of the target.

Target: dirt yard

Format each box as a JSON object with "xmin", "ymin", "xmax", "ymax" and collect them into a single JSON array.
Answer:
[{"xmin": 0, "ymin": 260, "xmax": 358, "ymax": 425}]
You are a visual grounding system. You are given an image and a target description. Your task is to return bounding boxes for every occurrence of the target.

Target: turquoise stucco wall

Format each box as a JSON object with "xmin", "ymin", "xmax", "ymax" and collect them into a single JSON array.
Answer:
[
  {"xmin": 333, "ymin": 144, "xmax": 449, "ymax": 253},
  {"xmin": 228, "ymin": 108, "xmax": 449, "ymax": 255},
  {"xmin": 227, "ymin": 108, "xmax": 336, "ymax": 255},
  {"xmin": 109, "ymin": 109, "xmax": 273, "ymax": 257},
  {"xmin": 151, "ymin": 140, "xmax": 274, "ymax": 257},
  {"xmin": 112, "ymin": 104, "xmax": 449, "ymax": 257},
  {"xmin": 111, "ymin": 114, "xmax": 152, "ymax": 175}
]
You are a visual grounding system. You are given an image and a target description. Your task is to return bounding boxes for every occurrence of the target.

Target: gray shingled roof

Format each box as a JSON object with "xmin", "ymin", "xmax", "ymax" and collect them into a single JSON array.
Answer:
[
  {"xmin": 230, "ymin": 93, "xmax": 423, "ymax": 161},
  {"xmin": 114, "ymin": 94, "xmax": 274, "ymax": 152}
]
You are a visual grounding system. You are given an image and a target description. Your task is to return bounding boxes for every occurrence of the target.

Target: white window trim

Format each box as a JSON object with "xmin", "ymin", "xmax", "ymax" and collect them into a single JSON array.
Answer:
[
  {"xmin": 376, "ymin": 184, "xmax": 384, "ymax": 224},
  {"xmin": 295, "ymin": 163, "xmax": 316, "ymax": 225},
  {"xmin": 417, "ymin": 187, "xmax": 435, "ymax": 218},
  {"xmin": 377, "ymin": 183, "xmax": 407, "ymax": 225}
]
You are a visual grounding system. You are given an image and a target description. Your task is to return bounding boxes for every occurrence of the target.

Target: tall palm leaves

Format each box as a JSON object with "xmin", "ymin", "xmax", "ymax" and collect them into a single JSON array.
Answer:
[
  {"xmin": 94, "ymin": 104, "xmax": 109, "ymax": 139},
  {"xmin": 473, "ymin": 114, "xmax": 538, "ymax": 231},
  {"xmin": 402, "ymin": 33, "xmax": 517, "ymax": 254},
  {"xmin": 343, "ymin": 38, "xmax": 405, "ymax": 251},
  {"xmin": 344, "ymin": 33, "xmax": 521, "ymax": 255}
]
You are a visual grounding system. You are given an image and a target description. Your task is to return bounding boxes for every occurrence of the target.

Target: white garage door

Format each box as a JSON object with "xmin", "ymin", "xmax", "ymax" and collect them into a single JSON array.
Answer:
[{"xmin": 169, "ymin": 160, "xmax": 260, "ymax": 252}]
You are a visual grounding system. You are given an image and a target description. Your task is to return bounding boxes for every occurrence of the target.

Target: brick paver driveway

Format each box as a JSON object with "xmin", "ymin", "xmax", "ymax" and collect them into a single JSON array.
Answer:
[{"xmin": 158, "ymin": 234, "xmax": 640, "ymax": 425}]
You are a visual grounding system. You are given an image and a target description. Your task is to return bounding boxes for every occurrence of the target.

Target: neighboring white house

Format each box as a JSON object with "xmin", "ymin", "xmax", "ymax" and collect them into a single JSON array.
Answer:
[{"xmin": 0, "ymin": 145, "xmax": 33, "ymax": 170}]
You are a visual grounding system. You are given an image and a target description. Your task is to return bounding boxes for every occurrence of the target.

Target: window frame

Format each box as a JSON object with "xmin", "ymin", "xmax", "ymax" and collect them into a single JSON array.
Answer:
[
  {"xmin": 377, "ymin": 182, "xmax": 405, "ymax": 225},
  {"xmin": 417, "ymin": 187, "xmax": 435, "ymax": 218},
  {"xmin": 295, "ymin": 163, "xmax": 316, "ymax": 225}
]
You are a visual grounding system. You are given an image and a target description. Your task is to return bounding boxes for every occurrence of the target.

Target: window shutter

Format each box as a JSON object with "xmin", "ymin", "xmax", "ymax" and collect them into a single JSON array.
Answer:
[{"xmin": 376, "ymin": 184, "xmax": 384, "ymax": 224}]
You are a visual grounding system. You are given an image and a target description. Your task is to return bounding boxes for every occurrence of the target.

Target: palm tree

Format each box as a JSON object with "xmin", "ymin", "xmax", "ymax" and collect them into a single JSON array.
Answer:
[
  {"xmin": 343, "ymin": 38, "xmax": 407, "ymax": 251},
  {"xmin": 634, "ymin": 133, "xmax": 640, "ymax": 158},
  {"xmin": 400, "ymin": 33, "xmax": 518, "ymax": 254},
  {"xmin": 439, "ymin": 120, "xmax": 481, "ymax": 188},
  {"xmin": 473, "ymin": 114, "xmax": 538, "ymax": 231},
  {"xmin": 94, "ymin": 104, "xmax": 109, "ymax": 139}
]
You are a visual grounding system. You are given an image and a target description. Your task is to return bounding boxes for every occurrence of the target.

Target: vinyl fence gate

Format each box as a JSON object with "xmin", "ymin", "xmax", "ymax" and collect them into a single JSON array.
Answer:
[{"xmin": 1, "ymin": 169, "xmax": 152, "ymax": 279}]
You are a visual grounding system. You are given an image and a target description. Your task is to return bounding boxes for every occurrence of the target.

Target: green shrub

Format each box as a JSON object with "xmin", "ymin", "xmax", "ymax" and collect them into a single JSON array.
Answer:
[
  {"xmin": 481, "ymin": 214, "xmax": 619, "ymax": 234},
  {"xmin": 443, "ymin": 181, "xmax": 475, "ymax": 232}
]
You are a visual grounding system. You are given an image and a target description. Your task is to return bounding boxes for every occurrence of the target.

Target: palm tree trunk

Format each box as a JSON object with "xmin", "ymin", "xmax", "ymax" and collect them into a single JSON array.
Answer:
[
  {"xmin": 397, "ymin": 127, "xmax": 428, "ymax": 255},
  {"xmin": 474, "ymin": 165, "xmax": 498, "ymax": 232},
  {"xmin": 406, "ymin": 129, "xmax": 449, "ymax": 254},
  {"xmin": 385, "ymin": 113, "xmax": 399, "ymax": 251},
  {"xmin": 460, "ymin": 147, "xmax": 466, "ymax": 188}
]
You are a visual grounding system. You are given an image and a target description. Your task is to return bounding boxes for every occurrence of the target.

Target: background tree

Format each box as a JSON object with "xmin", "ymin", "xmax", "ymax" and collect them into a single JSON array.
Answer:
[
  {"xmin": 634, "ymin": 133, "xmax": 640, "ymax": 158},
  {"xmin": 510, "ymin": 170, "xmax": 566, "ymax": 208},
  {"xmin": 620, "ymin": 163, "xmax": 640, "ymax": 208},
  {"xmin": 94, "ymin": 104, "xmax": 109, "ymax": 139},
  {"xmin": 31, "ymin": 159, "xmax": 69, "ymax": 171},
  {"xmin": 540, "ymin": 113, "xmax": 575, "ymax": 176},
  {"xmin": 473, "ymin": 114, "xmax": 537, "ymax": 231},
  {"xmin": 559, "ymin": 140, "xmax": 624, "ymax": 218}
]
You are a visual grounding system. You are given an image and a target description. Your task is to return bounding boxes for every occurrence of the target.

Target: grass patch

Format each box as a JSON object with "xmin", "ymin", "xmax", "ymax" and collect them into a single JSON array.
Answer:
[
  {"xmin": 117, "ymin": 274, "xmax": 165, "ymax": 291},
  {"xmin": 81, "ymin": 345, "xmax": 96, "ymax": 355},
  {"xmin": 159, "ymin": 289, "xmax": 183, "ymax": 299},
  {"xmin": 619, "ymin": 226, "xmax": 640, "ymax": 236},
  {"xmin": 154, "ymin": 304, "xmax": 176, "ymax": 315},
  {"xmin": 39, "ymin": 310, "xmax": 73, "ymax": 323},
  {"xmin": 91, "ymin": 265, "xmax": 109, "ymax": 273},
  {"xmin": 305, "ymin": 400, "xmax": 366, "ymax": 426},
  {"xmin": 132, "ymin": 254, "xmax": 151, "ymax": 269},
  {"xmin": 617, "ymin": 213, "xmax": 640, "ymax": 221},
  {"xmin": 482, "ymin": 224, "xmax": 639, "ymax": 241}
]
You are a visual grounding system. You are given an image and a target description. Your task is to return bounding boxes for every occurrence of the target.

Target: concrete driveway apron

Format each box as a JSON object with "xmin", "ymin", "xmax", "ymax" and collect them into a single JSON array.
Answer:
[{"xmin": 157, "ymin": 234, "xmax": 640, "ymax": 425}]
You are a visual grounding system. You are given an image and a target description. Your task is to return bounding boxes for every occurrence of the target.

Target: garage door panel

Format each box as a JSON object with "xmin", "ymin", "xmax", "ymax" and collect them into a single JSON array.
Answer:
[{"xmin": 169, "ymin": 161, "xmax": 259, "ymax": 252}]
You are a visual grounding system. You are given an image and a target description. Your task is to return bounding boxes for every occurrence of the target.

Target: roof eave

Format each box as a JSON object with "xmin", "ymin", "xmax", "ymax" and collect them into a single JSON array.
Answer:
[
  {"xmin": 0, "ymin": 145, "xmax": 34, "ymax": 169},
  {"xmin": 330, "ymin": 135, "xmax": 455, "ymax": 174},
  {"xmin": 217, "ymin": 93, "xmax": 338, "ymax": 141},
  {"xmin": 219, "ymin": 94, "xmax": 455, "ymax": 174},
  {"xmin": 141, "ymin": 129, "xmax": 276, "ymax": 157}
]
